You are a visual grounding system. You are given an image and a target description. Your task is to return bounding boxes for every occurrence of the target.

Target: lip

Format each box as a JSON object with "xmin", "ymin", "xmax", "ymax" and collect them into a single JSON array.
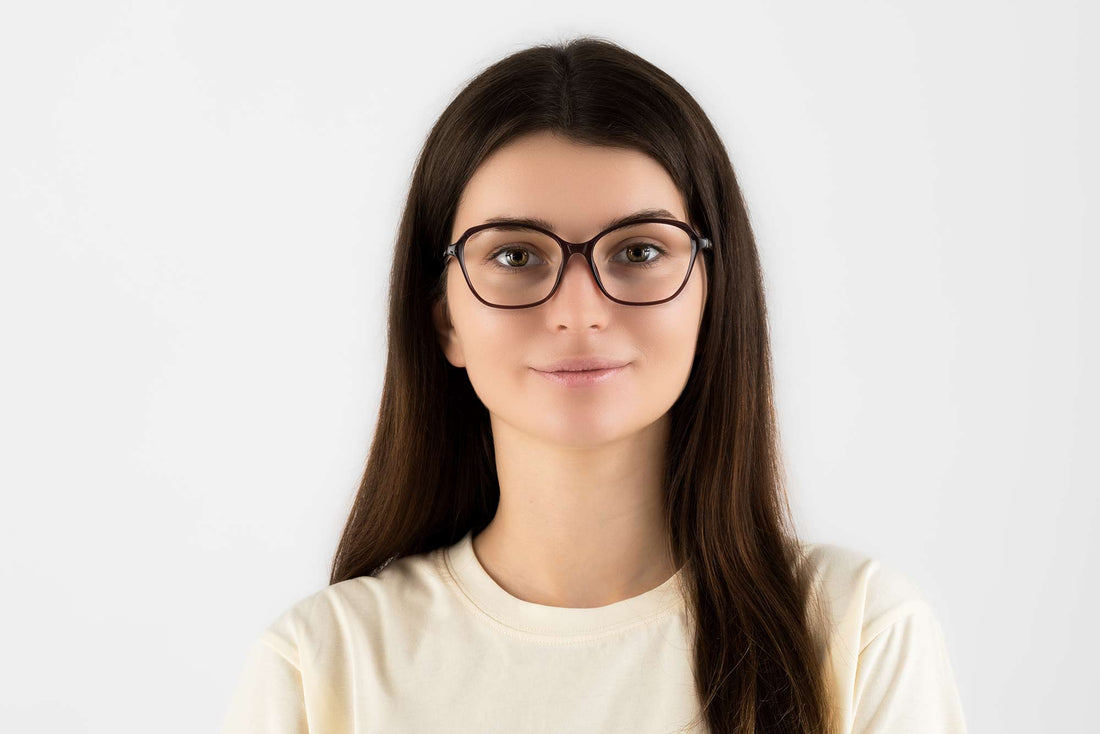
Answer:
[
  {"xmin": 535, "ymin": 357, "xmax": 630, "ymax": 372},
  {"xmin": 532, "ymin": 364, "xmax": 628, "ymax": 388}
]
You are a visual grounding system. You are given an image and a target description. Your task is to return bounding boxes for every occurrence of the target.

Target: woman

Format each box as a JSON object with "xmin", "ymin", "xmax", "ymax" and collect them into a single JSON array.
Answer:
[{"xmin": 220, "ymin": 37, "xmax": 968, "ymax": 733}]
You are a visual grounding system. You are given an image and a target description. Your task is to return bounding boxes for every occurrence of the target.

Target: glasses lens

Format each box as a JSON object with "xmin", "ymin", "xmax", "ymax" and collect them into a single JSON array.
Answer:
[
  {"xmin": 594, "ymin": 222, "xmax": 694, "ymax": 303},
  {"xmin": 462, "ymin": 222, "xmax": 694, "ymax": 307}
]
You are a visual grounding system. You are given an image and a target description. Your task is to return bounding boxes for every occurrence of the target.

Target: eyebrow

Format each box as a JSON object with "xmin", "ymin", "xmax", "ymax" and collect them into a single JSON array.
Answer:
[{"xmin": 480, "ymin": 207, "xmax": 680, "ymax": 233}]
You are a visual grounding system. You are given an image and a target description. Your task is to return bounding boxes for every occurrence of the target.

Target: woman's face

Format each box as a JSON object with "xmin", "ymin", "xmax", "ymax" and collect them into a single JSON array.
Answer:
[{"xmin": 433, "ymin": 130, "xmax": 708, "ymax": 448}]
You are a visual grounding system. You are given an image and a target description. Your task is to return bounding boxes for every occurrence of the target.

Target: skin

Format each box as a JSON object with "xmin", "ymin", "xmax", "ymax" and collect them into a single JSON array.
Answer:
[{"xmin": 432, "ymin": 130, "xmax": 708, "ymax": 608}]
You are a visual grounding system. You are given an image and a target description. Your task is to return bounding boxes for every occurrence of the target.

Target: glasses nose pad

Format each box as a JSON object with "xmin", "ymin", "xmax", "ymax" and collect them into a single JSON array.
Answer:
[{"xmin": 558, "ymin": 249, "xmax": 599, "ymax": 286}]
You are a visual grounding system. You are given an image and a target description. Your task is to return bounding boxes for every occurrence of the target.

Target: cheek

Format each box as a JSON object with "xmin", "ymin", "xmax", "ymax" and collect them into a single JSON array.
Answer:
[
  {"xmin": 642, "ymin": 274, "xmax": 706, "ymax": 357},
  {"xmin": 631, "ymin": 291, "xmax": 704, "ymax": 398},
  {"xmin": 458, "ymin": 318, "xmax": 530, "ymax": 399},
  {"xmin": 641, "ymin": 315, "xmax": 699, "ymax": 373}
]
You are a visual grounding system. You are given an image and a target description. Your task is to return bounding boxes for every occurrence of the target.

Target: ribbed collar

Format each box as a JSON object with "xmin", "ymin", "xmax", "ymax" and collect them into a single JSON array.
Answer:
[{"xmin": 440, "ymin": 529, "xmax": 687, "ymax": 638}]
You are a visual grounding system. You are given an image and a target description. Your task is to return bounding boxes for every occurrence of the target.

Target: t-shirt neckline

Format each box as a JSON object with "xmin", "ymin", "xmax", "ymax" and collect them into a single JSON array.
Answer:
[{"xmin": 440, "ymin": 529, "xmax": 687, "ymax": 638}]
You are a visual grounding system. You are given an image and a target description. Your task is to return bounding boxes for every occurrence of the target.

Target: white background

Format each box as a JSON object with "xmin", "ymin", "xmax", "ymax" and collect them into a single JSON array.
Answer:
[{"xmin": 1, "ymin": 1, "xmax": 1095, "ymax": 731}]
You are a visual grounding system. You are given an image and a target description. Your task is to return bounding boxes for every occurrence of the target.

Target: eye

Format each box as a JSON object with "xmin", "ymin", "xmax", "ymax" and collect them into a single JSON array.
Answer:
[
  {"xmin": 488, "ymin": 245, "xmax": 546, "ymax": 270},
  {"xmin": 613, "ymin": 241, "xmax": 667, "ymax": 265}
]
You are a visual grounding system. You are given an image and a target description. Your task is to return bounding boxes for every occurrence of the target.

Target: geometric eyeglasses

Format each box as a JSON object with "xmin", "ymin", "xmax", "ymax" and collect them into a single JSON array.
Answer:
[{"xmin": 443, "ymin": 217, "xmax": 712, "ymax": 309}]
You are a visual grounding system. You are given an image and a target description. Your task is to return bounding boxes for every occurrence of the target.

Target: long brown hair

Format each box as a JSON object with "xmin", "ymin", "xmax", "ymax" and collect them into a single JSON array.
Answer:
[{"xmin": 330, "ymin": 36, "xmax": 838, "ymax": 734}]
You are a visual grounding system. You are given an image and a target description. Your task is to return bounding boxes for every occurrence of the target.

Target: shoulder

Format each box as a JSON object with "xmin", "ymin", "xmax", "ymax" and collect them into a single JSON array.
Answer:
[
  {"xmin": 254, "ymin": 546, "xmax": 449, "ymax": 668},
  {"xmin": 796, "ymin": 540, "xmax": 935, "ymax": 654},
  {"xmin": 796, "ymin": 541, "xmax": 970, "ymax": 731}
]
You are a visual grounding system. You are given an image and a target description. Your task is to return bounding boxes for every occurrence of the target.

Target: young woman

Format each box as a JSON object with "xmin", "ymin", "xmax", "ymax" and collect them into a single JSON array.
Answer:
[{"xmin": 221, "ymin": 37, "xmax": 968, "ymax": 734}]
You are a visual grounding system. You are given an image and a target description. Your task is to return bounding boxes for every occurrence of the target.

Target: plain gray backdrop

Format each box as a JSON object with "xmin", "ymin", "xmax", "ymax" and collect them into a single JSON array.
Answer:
[{"xmin": 1, "ymin": 1, "xmax": 1095, "ymax": 731}]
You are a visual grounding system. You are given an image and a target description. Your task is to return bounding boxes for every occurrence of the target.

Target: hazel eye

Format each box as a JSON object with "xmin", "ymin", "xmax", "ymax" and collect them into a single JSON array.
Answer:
[
  {"xmin": 611, "ymin": 241, "xmax": 667, "ymax": 268},
  {"xmin": 621, "ymin": 243, "xmax": 660, "ymax": 263},
  {"xmin": 502, "ymin": 248, "xmax": 529, "ymax": 267},
  {"xmin": 489, "ymin": 245, "xmax": 546, "ymax": 270}
]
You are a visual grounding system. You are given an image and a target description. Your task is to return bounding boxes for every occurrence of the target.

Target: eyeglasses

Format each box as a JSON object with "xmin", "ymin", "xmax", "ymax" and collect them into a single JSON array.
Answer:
[{"xmin": 442, "ymin": 217, "xmax": 712, "ymax": 308}]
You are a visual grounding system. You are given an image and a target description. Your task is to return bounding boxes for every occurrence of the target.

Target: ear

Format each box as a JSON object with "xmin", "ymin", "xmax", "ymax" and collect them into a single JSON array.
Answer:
[{"xmin": 432, "ymin": 297, "xmax": 466, "ymax": 368}]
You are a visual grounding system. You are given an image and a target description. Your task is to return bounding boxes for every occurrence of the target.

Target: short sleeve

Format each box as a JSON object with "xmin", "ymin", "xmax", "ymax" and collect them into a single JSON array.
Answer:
[
  {"xmin": 851, "ymin": 603, "xmax": 968, "ymax": 734},
  {"xmin": 219, "ymin": 630, "xmax": 309, "ymax": 734}
]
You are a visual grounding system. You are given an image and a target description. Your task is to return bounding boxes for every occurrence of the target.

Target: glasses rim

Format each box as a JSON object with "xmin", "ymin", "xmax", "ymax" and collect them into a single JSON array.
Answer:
[{"xmin": 442, "ymin": 217, "xmax": 713, "ymax": 309}]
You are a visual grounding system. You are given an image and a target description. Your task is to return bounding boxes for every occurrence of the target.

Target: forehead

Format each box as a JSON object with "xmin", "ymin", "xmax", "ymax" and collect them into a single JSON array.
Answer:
[{"xmin": 451, "ymin": 131, "xmax": 687, "ymax": 243}]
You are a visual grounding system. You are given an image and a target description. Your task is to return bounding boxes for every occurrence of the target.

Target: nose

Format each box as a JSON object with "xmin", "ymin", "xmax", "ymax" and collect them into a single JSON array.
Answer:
[
  {"xmin": 537, "ymin": 251, "xmax": 613, "ymax": 329},
  {"xmin": 551, "ymin": 251, "xmax": 606, "ymax": 302}
]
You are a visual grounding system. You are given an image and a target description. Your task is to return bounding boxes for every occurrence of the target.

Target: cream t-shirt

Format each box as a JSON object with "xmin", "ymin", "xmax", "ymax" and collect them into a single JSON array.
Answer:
[{"xmin": 220, "ymin": 531, "xmax": 968, "ymax": 733}]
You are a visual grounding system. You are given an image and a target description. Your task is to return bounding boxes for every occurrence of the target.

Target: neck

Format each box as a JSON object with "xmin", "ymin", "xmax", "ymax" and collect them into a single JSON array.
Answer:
[{"xmin": 471, "ymin": 412, "xmax": 679, "ymax": 608}]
